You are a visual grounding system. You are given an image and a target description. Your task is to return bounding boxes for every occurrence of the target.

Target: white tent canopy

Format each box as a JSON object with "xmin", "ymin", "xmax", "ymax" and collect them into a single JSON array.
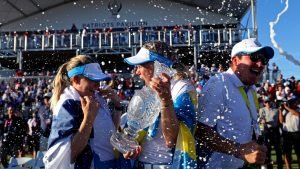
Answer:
[{"xmin": 0, "ymin": 0, "xmax": 251, "ymax": 31}]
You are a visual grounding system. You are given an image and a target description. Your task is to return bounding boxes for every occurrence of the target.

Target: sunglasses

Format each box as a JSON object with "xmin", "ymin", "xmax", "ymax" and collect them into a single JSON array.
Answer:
[{"xmin": 238, "ymin": 53, "xmax": 269, "ymax": 65}]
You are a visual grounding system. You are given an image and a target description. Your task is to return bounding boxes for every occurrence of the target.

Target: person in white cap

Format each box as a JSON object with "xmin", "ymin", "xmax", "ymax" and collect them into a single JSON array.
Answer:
[
  {"xmin": 195, "ymin": 38, "xmax": 274, "ymax": 168},
  {"xmin": 123, "ymin": 41, "xmax": 198, "ymax": 168},
  {"xmin": 43, "ymin": 55, "xmax": 133, "ymax": 169}
]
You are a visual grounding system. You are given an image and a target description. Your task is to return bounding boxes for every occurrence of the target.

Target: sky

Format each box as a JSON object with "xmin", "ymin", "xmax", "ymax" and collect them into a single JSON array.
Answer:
[{"xmin": 241, "ymin": 0, "xmax": 300, "ymax": 80}]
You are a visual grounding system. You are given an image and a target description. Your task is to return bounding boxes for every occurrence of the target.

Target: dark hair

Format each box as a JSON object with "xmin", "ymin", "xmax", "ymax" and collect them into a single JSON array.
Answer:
[
  {"xmin": 7, "ymin": 103, "xmax": 16, "ymax": 109},
  {"xmin": 287, "ymin": 98, "xmax": 300, "ymax": 107}
]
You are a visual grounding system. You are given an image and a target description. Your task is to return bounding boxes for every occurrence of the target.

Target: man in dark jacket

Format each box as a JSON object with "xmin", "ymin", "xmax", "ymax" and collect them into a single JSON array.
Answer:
[{"xmin": 0, "ymin": 105, "xmax": 27, "ymax": 168}]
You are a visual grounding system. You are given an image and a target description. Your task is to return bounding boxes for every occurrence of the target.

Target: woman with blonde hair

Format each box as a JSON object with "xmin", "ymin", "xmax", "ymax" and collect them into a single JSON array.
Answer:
[
  {"xmin": 43, "ymin": 55, "xmax": 131, "ymax": 169},
  {"xmin": 123, "ymin": 41, "xmax": 198, "ymax": 168}
]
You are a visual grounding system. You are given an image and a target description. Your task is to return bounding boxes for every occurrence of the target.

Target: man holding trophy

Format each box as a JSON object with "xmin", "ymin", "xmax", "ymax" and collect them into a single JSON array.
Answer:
[{"xmin": 116, "ymin": 41, "xmax": 198, "ymax": 168}]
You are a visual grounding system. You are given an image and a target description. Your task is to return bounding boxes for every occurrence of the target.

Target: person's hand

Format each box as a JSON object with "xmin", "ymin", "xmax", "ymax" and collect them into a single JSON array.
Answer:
[
  {"xmin": 80, "ymin": 95, "xmax": 100, "ymax": 122},
  {"xmin": 98, "ymin": 86, "xmax": 114, "ymax": 97},
  {"xmin": 98, "ymin": 87, "xmax": 122, "ymax": 103},
  {"xmin": 150, "ymin": 73, "xmax": 172, "ymax": 102},
  {"xmin": 123, "ymin": 146, "xmax": 142, "ymax": 159},
  {"xmin": 237, "ymin": 141, "xmax": 267, "ymax": 164},
  {"xmin": 282, "ymin": 102, "xmax": 289, "ymax": 109}
]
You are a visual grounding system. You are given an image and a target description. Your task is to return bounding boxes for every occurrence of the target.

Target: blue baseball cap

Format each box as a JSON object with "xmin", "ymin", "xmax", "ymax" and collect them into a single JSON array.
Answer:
[{"xmin": 67, "ymin": 63, "xmax": 111, "ymax": 81}]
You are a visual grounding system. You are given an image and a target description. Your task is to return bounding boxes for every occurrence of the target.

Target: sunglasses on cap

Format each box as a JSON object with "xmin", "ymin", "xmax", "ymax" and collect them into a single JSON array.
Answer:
[{"xmin": 237, "ymin": 52, "xmax": 269, "ymax": 65}]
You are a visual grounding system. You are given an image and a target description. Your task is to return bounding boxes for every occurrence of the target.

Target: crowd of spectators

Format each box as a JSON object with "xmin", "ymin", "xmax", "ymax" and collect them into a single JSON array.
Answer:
[{"xmin": 0, "ymin": 62, "xmax": 299, "ymax": 168}]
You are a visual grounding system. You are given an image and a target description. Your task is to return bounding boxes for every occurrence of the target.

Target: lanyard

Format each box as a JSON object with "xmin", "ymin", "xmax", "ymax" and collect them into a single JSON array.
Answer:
[
  {"xmin": 238, "ymin": 86, "xmax": 259, "ymax": 122},
  {"xmin": 238, "ymin": 86, "xmax": 260, "ymax": 139}
]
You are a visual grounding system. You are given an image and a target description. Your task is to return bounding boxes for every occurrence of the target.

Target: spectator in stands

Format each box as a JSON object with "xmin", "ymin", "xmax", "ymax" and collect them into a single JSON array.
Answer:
[
  {"xmin": 277, "ymin": 73, "xmax": 285, "ymax": 85},
  {"xmin": 0, "ymin": 105, "xmax": 27, "ymax": 168},
  {"xmin": 279, "ymin": 98, "xmax": 300, "ymax": 169},
  {"xmin": 296, "ymin": 80, "xmax": 300, "ymax": 98},
  {"xmin": 199, "ymin": 64, "xmax": 207, "ymax": 76},
  {"xmin": 263, "ymin": 63, "xmax": 270, "ymax": 82},
  {"xmin": 286, "ymin": 87, "xmax": 296, "ymax": 101},
  {"xmin": 22, "ymin": 92, "xmax": 35, "ymax": 120},
  {"xmin": 123, "ymin": 78, "xmax": 135, "ymax": 100},
  {"xmin": 188, "ymin": 65, "xmax": 198, "ymax": 86},
  {"xmin": 195, "ymin": 38, "xmax": 272, "ymax": 168},
  {"xmin": 71, "ymin": 24, "xmax": 78, "ymax": 34},
  {"xmin": 0, "ymin": 81, "xmax": 6, "ymax": 92},
  {"xmin": 2, "ymin": 89, "xmax": 15, "ymax": 107},
  {"xmin": 210, "ymin": 63, "xmax": 218, "ymax": 74},
  {"xmin": 276, "ymin": 84, "xmax": 286, "ymax": 102},
  {"xmin": 117, "ymin": 87, "xmax": 126, "ymax": 100},
  {"xmin": 218, "ymin": 63, "xmax": 225, "ymax": 73},
  {"xmin": 173, "ymin": 24, "xmax": 181, "ymax": 43},
  {"xmin": 288, "ymin": 76, "xmax": 297, "ymax": 92},
  {"xmin": 123, "ymin": 41, "xmax": 198, "ymax": 168},
  {"xmin": 268, "ymin": 83, "xmax": 277, "ymax": 101},
  {"xmin": 43, "ymin": 55, "xmax": 132, "ymax": 169},
  {"xmin": 27, "ymin": 110, "xmax": 41, "ymax": 158},
  {"xmin": 271, "ymin": 63, "xmax": 279, "ymax": 84},
  {"xmin": 262, "ymin": 81, "xmax": 270, "ymax": 92},
  {"xmin": 38, "ymin": 92, "xmax": 52, "ymax": 138},
  {"xmin": 15, "ymin": 70, "xmax": 24, "ymax": 77},
  {"xmin": 0, "ymin": 92, "xmax": 5, "ymax": 139},
  {"xmin": 104, "ymin": 27, "xmax": 113, "ymax": 45},
  {"xmin": 259, "ymin": 98, "xmax": 283, "ymax": 169}
]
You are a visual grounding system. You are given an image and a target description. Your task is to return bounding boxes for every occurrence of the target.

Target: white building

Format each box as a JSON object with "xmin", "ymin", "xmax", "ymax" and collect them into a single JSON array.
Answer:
[{"xmin": 0, "ymin": 0, "xmax": 256, "ymax": 73}]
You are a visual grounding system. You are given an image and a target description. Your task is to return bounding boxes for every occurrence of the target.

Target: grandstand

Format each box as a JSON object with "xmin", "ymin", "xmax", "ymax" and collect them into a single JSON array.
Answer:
[{"xmin": 0, "ymin": 0, "xmax": 256, "ymax": 74}]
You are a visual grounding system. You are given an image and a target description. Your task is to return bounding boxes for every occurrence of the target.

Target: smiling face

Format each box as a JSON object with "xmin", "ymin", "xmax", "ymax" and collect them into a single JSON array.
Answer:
[
  {"xmin": 72, "ymin": 76, "xmax": 100, "ymax": 97},
  {"xmin": 231, "ymin": 55, "xmax": 265, "ymax": 86}
]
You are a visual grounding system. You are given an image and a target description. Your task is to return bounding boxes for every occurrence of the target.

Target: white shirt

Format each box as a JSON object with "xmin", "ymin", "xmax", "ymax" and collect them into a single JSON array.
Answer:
[
  {"xmin": 276, "ymin": 90, "xmax": 286, "ymax": 101},
  {"xmin": 282, "ymin": 109, "xmax": 300, "ymax": 132},
  {"xmin": 198, "ymin": 68, "xmax": 258, "ymax": 169},
  {"xmin": 27, "ymin": 117, "xmax": 38, "ymax": 136},
  {"xmin": 45, "ymin": 86, "xmax": 116, "ymax": 169},
  {"xmin": 259, "ymin": 107, "xmax": 280, "ymax": 128}
]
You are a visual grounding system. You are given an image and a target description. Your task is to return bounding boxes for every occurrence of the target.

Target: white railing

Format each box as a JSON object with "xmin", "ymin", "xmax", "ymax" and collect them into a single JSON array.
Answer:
[{"xmin": 0, "ymin": 28, "xmax": 253, "ymax": 51}]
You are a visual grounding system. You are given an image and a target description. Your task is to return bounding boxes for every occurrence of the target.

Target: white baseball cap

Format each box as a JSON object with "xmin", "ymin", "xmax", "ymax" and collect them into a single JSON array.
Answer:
[
  {"xmin": 231, "ymin": 38, "xmax": 274, "ymax": 59},
  {"xmin": 124, "ymin": 47, "xmax": 173, "ymax": 67},
  {"xmin": 67, "ymin": 63, "xmax": 110, "ymax": 81}
]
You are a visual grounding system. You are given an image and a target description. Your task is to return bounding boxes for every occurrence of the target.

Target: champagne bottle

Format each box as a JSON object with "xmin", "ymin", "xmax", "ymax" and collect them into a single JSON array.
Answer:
[{"xmin": 247, "ymin": 121, "xmax": 268, "ymax": 169}]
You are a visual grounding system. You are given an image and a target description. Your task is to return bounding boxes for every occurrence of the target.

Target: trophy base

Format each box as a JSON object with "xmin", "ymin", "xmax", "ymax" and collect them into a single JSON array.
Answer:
[{"xmin": 110, "ymin": 131, "xmax": 139, "ymax": 154}]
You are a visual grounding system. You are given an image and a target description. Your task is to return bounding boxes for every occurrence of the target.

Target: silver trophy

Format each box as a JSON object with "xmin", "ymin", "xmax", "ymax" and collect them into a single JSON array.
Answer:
[{"xmin": 110, "ymin": 61, "xmax": 174, "ymax": 153}]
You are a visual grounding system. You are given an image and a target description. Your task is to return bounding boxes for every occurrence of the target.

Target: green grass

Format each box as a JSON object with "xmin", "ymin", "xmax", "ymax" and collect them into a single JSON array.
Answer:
[{"xmin": 271, "ymin": 148, "xmax": 299, "ymax": 169}]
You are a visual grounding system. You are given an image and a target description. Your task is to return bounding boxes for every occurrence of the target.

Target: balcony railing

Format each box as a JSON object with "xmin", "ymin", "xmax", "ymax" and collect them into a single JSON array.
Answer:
[{"xmin": 0, "ymin": 28, "xmax": 253, "ymax": 51}]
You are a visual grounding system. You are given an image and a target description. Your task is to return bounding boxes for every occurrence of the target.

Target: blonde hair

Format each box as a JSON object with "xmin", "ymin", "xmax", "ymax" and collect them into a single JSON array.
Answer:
[
  {"xmin": 172, "ymin": 62, "xmax": 189, "ymax": 80},
  {"xmin": 143, "ymin": 41, "xmax": 190, "ymax": 80},
  {"xmin": 143, "ymin": 41, "xmax": 177, "ymax": 62},
  {"xmin": 50, "ymin": 55, "xmax": 96, "ymax": 110}
]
